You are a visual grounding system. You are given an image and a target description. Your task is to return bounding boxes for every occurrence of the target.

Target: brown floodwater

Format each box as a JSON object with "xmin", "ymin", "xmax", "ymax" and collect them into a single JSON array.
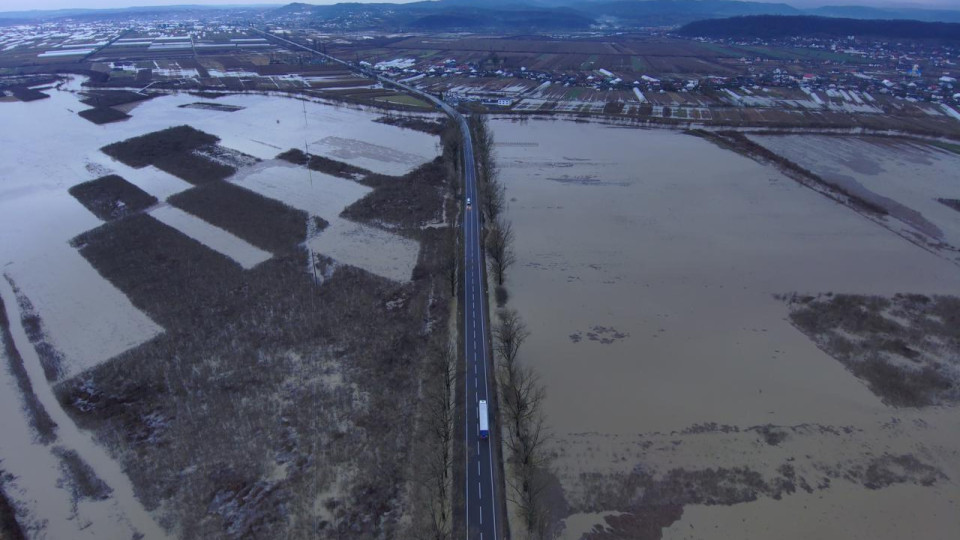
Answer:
[{"xmin": 491, "ymin": 118, "xmax": 960, "ymax": 539}]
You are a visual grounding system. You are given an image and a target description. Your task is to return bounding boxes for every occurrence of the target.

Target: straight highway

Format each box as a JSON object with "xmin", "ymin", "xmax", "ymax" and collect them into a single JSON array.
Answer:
[{"xmin": 255, "ymin": 29, "xmax": 500, "ymax": 540}]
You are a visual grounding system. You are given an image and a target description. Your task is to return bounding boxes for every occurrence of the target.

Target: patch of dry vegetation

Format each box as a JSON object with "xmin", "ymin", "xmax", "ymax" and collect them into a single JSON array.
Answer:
[
  {"xmin": 54, "ymin": 120, "xmax": 460, "ymax": 538},
  {"xmin": 9, "ymin": 88, "xmax": 49, "ymax": 102},
  {"xmin": 168, "ymin": 181, "xmax": 307, "ymax": 254},
  {"xmin": 555, "ymin": 414, "xmax": 950, "ymax": 540},
  {"xmin": 179, "ymin": 102, "xmax": 244, "ymax": 112},
  {"xmin": 0, "ymin": 292, "xmax": 57, "ymax": 443},
  {"xmin": 576, "ymin": 449, "xmax": 943, "ymax": 540},
  {"xmin": 78, "ymin": 107, "xmax": 131, "ymax": 125},
  {"xmin": 936, "ymin": 198, "xmax": 960, "ymax": 213},
  {"xmin": 79, "ymin": 90, "xmax": 157, "ymax": 108},
  {"xmin": 785, "ymin": 293, "xmax": 960, "ymax": 407},
  {"xmin": 341, "ymin": 158, "xmax": 448, "ymax": 231},
  {"xmin": 373, "ymin": 115, "xmax": 446, "ymax": 135},
  {"xmin": 60, "ymin": 212, "xmax": 453, "ymax": 537},
  {"xmin": 52, "ymin": 448, "xmax": 112, "ymax": 501},
  {"xmin": 102, "ymin": 126, "xmax": 219, "ymax": 168},
  {"xmin": 102, "ymin": 126, "xmax": 235, "ymax": 185},
  {"xmin": 69, "ymin": 175, "xmax": 158, "ymax": 221},
  {"xmin": 5, "ymin": 276, "xmax": 65, "ymax": 383},
  {"xmin": 154, "ymin": 151, "xmax": 236, "ymax": 185},
  {"xmin": 0, "ymin": 470, "xmax": 25, "ymax": 540},
  {"xmin": 276, "ymin": 148, "xmax": 371, "ymax": 181}
]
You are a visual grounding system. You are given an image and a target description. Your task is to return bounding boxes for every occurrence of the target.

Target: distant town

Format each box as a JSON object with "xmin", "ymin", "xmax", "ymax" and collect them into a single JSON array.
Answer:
[{"xmin": 2, "ymin": 10, "xmax": 959, "ymax": 135}]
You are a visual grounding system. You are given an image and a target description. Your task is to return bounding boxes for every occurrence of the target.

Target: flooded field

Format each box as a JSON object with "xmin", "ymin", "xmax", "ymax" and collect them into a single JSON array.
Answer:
[
  {"xmin": 149, "ymin": 206, "xmax": 272, "ymax": 269},
  {"xmin": 747, "ymin": 134, "xmax": 960, "ymax": 259},
  {"xmin": 0, "ymin": 78, "xmax": 437, "ymax": 370},
  {"xmin": 491, "ymin": 118, "xmax": 960, "ymax": 539},
  {"xmin": 233, "ymin": 162, "xmax": 420, "ymax": 282},
  {"xmin": 0, "ymin": 78, "xmax": 440, "ymax": 537}
]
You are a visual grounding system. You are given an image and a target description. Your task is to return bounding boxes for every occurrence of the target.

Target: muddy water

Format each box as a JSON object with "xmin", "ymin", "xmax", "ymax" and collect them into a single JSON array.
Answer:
[
  {"xmin": 0, "ymin": 78, "xmax": 437, "ymax": 536},
  {"xmin": 491, "ymin": 118, "xmax": 960, "ymax": 538},
  {"xmin": 0, "ymin": 344, "xmax": 143, "ymax": 539},
  {"xmin": 749, "ymin": 135, "xmax": 960, "ymax": 254},
  {"xmin": 0, "ymin": 278, "xmax": 170, "ymax": 539},
  {"xmin": 0, "ymin": 78, "xmax": 437, "ymax": 372},
  {"xmin": 233, "ymin": 162, "xmax": 420, "ymax": 282},
  {"xmin": 150, "ymin": 206, "xmax": 271, "ymax": 269}
]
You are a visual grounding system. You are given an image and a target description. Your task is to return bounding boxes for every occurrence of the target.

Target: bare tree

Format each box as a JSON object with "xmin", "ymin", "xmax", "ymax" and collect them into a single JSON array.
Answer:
[
  {"xmin": 419, "ymin": 343, "xmax": 457, "ymax": 540},
  {"xmin": 480, "ymin": 175, "xmax": 506, "ymax": 221},
  {"xmin": 492, "ymin": 309, "xmax": 556, "ymax": 539},
  {"xmin": 494, "ymin": 308, "xmax": 529, "ymax": 375},
  {"xmin": 443, "ymin": 229, "xmax": 459, "ymax": 297},
  {"xmin": 486, "ymin": 218, "xmax": 515, "ymax": 286}
]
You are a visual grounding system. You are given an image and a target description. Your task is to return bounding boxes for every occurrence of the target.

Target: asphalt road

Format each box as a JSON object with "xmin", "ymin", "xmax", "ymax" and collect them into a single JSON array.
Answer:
[
  {"xmin": 457, "ymin": 117, "xmax": 499, "ymax": 540},
  {"xmin": 257, "ymin": 30, "xmax": 500, "ymax": 540}
]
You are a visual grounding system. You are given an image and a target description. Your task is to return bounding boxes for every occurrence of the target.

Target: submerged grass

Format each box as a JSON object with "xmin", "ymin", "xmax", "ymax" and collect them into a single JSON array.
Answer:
[
  {"xmin": 785, "ymin": 293, "xmax": 960, "ymax": 407},
  {"xmin": 52, "ymin": 447, "xmax": 112, "ymax": 501},
  {"xmin": 0, "ymin": 471, "xmax": 25, "ymax": 540},
  {"xmin": 0, "ymin": 292, "xmax": 58, "ymax": 443}
]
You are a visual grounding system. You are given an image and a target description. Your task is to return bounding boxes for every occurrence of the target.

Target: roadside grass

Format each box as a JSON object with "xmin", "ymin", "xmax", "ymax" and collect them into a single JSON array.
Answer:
[
  {"xmin": 69, "ymin": 175, "xmax": 158, "ymax": 221},
  {"xmin": 168, "ymin": 181, "xmax": 307, "ymax": 254}
]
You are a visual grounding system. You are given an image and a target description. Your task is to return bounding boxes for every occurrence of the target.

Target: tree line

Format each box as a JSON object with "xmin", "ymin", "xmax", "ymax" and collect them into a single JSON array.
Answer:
[
  {"xmin": 469, "ymin": 114, "xmax": 558, "ymax": 538},
  {"xmin": 469, "ymin": 115, "xmax": 515, "ymax": 288}
]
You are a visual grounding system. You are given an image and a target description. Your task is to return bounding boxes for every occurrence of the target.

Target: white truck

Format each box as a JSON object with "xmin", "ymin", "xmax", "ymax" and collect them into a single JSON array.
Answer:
[{"xmin": 478, "ymin": 400, "xmax": 489, "ymax": 440}]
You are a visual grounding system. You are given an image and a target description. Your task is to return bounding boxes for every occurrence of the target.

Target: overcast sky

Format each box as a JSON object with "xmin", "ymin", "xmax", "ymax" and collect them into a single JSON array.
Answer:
[{"xmin": 2, "ymin": 0, "xmax": 957, "ymax": 14}]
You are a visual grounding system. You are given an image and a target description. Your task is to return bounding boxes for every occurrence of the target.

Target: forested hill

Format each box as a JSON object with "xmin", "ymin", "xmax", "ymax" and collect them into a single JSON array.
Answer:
[{"xmin": 678, "ymin": 15, "xmax": 960, "ymax": 41}]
